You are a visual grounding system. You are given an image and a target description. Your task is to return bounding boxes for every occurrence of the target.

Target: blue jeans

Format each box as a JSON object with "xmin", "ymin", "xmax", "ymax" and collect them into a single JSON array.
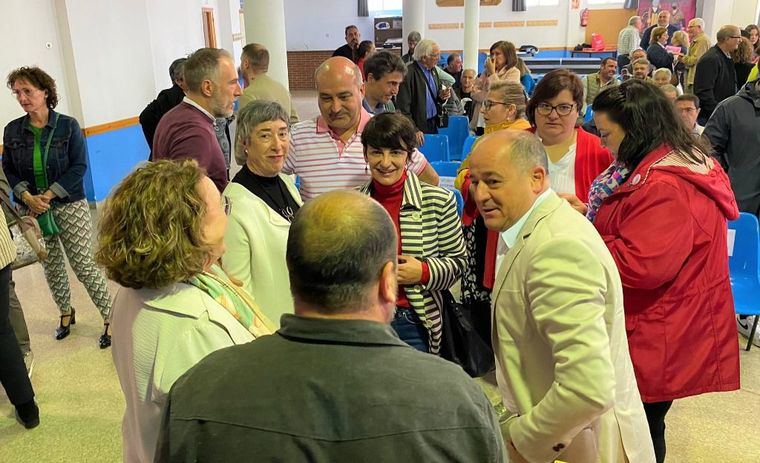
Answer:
[{"xmin": 391, "ymin": 307, "xmax": 429, "ymax": 353}]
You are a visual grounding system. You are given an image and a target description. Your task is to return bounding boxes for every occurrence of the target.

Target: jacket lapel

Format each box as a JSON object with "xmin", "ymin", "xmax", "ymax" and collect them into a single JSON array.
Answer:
[
  {"xmin": 491, "ymin": 193, "xmax": 563, "ymax": 308},
  {"xmin": 399, "ymin": 173, "xmax": 423, "ymax": 257}
]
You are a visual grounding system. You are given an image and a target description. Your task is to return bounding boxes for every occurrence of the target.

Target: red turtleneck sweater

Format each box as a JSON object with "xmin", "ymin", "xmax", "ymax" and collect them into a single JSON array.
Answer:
[{"xmin": 371, "ymin": 171, "xmax": 430, "ymax": 307}]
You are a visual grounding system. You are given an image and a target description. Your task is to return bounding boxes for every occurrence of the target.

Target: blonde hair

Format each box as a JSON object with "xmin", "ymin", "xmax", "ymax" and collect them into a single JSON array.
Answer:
[
  {"xmin": 672, "ymin": 31, "xmax": 690, "ymax": 48},
  {"xmin": 96, "ymin": 160, "xmax": 211, "ymax": 289}
]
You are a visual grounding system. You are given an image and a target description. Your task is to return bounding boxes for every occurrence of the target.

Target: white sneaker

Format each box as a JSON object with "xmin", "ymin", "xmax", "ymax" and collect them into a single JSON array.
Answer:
[
  {"xmin": 23, "ymin": 351, "xmax": 34, "ymax": 379},
  {"xmin": 737, "ymin": 316, "xmax": 760, "ymax": 348}
]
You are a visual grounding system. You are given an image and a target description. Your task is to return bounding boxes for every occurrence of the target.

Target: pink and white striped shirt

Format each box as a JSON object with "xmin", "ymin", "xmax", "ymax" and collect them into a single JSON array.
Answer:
[{"xmin": 284, "ymin": 108, "xmax": 429, "ymax": 201}]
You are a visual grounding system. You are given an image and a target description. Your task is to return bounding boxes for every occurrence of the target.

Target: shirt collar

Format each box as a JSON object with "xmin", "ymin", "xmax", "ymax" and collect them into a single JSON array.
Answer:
[
  {"xmin": 500, "ymin": 188, "xmax": 554, "ymax": 249},
  {"xmin": 277, "ymin": 314, "xmax": 409, "ymax": 348},
  {"xmin": 316, "ymin": 108, "xmax": 372, "ymax": 138},
  {"xmin": 362, "ymin": 98, "xmax": 386, "ymax": 115},
  {"xmin": 183, "ymin": 96, "xmax": 215, "ymax": 122}
]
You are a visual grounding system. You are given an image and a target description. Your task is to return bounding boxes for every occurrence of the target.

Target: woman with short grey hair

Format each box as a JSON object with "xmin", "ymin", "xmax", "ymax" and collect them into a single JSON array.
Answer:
[{"xmin": 222, "ymin": 100, "xmax": 302, "ymax": 326}]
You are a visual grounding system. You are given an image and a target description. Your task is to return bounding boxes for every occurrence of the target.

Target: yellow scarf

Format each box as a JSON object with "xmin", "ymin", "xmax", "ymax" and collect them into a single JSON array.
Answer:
[{"xmin": 484, "ymin": 118, "xmax": 532, "ymax": 134}]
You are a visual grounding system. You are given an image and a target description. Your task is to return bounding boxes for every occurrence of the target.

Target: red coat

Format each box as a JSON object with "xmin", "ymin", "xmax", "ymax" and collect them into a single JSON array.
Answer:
[{"xmin": 593, "ymin": 145, "xmax": 740, "ymax": 403}]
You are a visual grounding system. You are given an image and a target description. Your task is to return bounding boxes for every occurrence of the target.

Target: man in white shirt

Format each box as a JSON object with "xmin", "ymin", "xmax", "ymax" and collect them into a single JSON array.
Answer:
[
  {"xmin": 617, "ymin": 15, "xmax": 643, "ymax": 68},
  {"xmin": 468, "ymin": 130, "xmax": 654, "ymax": 463}
]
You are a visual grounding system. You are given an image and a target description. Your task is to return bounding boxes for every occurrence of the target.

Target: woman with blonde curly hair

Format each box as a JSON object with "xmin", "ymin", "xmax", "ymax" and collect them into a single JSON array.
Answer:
[{"xmin": 97, "ymin": 160, "xmax": 274, "ymax": 463}]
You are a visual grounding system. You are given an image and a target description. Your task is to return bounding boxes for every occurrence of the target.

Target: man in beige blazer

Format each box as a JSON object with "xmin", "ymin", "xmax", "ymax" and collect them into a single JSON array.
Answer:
[
  {"xmin": 469, "ymin": 131, "xmax": 655, "ymax": 463},
  {"xmin": 681, "ymin": 18, "xmax": 711, "ymax": 95}
]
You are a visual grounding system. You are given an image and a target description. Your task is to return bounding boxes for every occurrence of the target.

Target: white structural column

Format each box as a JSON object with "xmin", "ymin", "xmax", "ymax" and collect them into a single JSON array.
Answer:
[
  {"xmin": 403, "ymin": 0, "xmax": 425, "ymax": 55},
  {"xmin": 242, "ymin": 0, "xmax": 290, "ymax": 90},
  {"xmin": 463, "ymin": 0, "xmax": 480, "ymax": 71}
]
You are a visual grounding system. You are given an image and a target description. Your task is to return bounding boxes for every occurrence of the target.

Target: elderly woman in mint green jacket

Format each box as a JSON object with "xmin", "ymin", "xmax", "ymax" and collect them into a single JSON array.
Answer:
[
  {"xmin": 222, "ymin": 101, "xmax": 302, "ymax": 327},
  {"xmin": 97, "ymin": 160, "xmax": 274, "ymax": 463}
]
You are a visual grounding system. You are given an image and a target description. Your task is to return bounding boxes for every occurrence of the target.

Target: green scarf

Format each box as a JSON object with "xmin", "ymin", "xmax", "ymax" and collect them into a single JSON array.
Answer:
[
  {"xmin": 30, "ymin": 114, "xmax": 60, "ymax": 236},
  {"xmin": 185, "ymin": 264, "xmax": 275, "ymax": 337}
]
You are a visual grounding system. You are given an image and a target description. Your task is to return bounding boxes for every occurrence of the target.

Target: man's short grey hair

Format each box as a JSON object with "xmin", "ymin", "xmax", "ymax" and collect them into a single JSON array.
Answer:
[
  {"xmin": 629, "ymin": 16, "xmax": 641, "ymax": 26},
  {"xmin": 407, "ymin": 31, "xmax": 421, "ymax": 43},
  {"xmin": 287, "ymin": 190, "xmax": 398, "ymax": 313},
  {"xmin": 241, "ymin": 43, "xmax": 269, "ymax": 73},
  {"xmin": 183, "ymin": 48, "xmax": 233, "ymax": 93},
  {"xmin": 689, "ymin": 18, "xmax": 705, "ymax": 29},
  {"xmin": 169, "ymin": 58, "xmax": 187, "ymax": 83},
  {"xmin": 653, "ymin": 68, "xmax": 672, "ymax": 79},
  {"xmin": 660, "ymin": 84, "xmax": 678, "ymax": 95},
  {"xmin": 717, "ymin": 25, "xmax": 740, "ymax": 43},
  {"xmin": 507, "ymin": 131, "xmax": 548, "ymax": 173},
  {"xmin": 413, "ymin": 39, "xmax": 438, "ymax": 61},
  {"xmin": 234, "ymin": 100, "xmax": 289, "ymax": 165}
]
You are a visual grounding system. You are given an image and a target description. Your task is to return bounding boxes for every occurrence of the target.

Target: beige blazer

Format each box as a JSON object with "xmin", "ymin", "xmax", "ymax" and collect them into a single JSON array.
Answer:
[
  {"xmin": 492, "ymin": 192, "xmax": 655, "ymax": 463},
  {"xmin": 681, "ymin": 32, "xmax": 711, "ymax": 86}
]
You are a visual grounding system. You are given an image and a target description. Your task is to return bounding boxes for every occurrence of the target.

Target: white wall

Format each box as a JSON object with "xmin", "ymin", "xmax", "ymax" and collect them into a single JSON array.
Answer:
[
  {"xmin": 0, "ymin": 0, "xmax": 74, "ymax": 124},
  {"xmin": 701, "ymin": 0, "xmax": 760, "ymax": 40},
  {"xmin": 284, "ymin": 0, "xmax": 375, "ymax": 51},
  {"xmin": 283, "ymin": 0, "xmax": 588, "ymax": 52}
]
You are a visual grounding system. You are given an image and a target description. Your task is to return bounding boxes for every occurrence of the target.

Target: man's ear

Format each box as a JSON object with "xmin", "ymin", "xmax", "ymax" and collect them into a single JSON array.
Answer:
[
  {"xmin": 378, "ymin": 260, "xmax": 397, "ymax": 307},
  {"xmin": 200, "ymin": 78, "xmax": 213, "ymax": 97}
]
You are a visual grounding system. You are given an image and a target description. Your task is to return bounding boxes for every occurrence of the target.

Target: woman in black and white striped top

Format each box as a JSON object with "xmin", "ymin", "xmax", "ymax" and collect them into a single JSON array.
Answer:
[{"xmin": 359, "ymin": 113, "xmax": 466, "ymax": 354}]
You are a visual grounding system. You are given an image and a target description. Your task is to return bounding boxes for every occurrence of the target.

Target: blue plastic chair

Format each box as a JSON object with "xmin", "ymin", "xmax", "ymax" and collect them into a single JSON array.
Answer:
[
  {"xmin": 461, "ymin": 134, "xmax": 478, "ymax": 159},
  {"xmin": 420, "ymin": 134, "xmax": 450, "ymax": 163},
  {"xmin": 439, "ymin": 116, "xmax": 470, "ymax": 161},
  {"xmin": 451, "ymin": 189, "xmax": 464, "ymax": 217},
  {"xmin": 429, "ymin": 161, "xmax": 460, "ymax": 179},
  {"xmin": 727, "ymin": 213, "xmax": 760, "ymax": 351},
  {"xmin": 584, "ymin": 106, "xmax": 594, "ymax": 123}
]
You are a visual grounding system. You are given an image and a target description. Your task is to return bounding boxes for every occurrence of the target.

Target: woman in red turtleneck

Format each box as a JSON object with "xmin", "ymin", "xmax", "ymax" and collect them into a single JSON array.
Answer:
[{"xmin": 359, "ymin": 113, "xmax": 466, "ymax": 355}]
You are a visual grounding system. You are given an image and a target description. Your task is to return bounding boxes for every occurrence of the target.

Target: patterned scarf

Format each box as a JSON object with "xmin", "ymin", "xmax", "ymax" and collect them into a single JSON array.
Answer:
[
  {"xmin": 586, "ymin": 160, "xmax": 630, "ymax": 223},
  {"xmin": 185, "ymin": 264, "xmax": 275, "ymax": 337}
]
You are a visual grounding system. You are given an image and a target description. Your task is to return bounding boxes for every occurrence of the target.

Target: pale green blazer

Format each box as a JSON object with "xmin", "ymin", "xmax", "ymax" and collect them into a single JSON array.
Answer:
[
  {"xmin": 491, "ymin": 192, "xmax": 655, "ymax": 463},
  {"xmin": 222, "ymin": 174, "xmax": 302, "ymax": 328}
]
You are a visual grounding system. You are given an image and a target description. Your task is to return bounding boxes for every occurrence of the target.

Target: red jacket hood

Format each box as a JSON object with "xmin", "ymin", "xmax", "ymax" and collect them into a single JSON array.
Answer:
[{"xmin": 618, "ymin": 144, "xmax": 739, "ymax": 221}]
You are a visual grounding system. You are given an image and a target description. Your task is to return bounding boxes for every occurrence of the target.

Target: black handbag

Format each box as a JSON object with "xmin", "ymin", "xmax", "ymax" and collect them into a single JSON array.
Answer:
[{"xmin": 439, "ymin": 290, "xmax": 494, "ymax": 378}]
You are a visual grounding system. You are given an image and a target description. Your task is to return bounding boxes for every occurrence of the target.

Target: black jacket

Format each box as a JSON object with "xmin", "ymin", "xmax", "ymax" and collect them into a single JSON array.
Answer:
[
  {"xmin": 139, "ymin": 84, "xmax": 184, "ymax": 158},
  {"xmin": 703, "ymin": 79, "xmax": 760, "ymax": 216},
  {"xmin": 332, "ymin": 43, "xmax": 355, "ymax": 62},
  {"xmin": 397, "ymin": 61, "xmax": 444, "ymax": 133},
  {"xmin": 639, "ymin": 23, "xmax": 679, "ymax": 50},
  {"xmin": 694, "ymin": 45, "xmax": 737, "ymax": 121},
  {"xmin": 646, "ymin": 43, "xmax": 674, "ymax": 70}
]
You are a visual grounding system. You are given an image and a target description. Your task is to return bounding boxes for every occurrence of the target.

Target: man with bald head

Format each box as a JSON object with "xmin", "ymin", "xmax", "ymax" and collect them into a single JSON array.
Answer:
[
  {"xmin": 283, "ymin": 57, "xmax": 437, "ymax": 201},
  {"xmin": 640, "ymin": 10, "xmax": 679, "ymax": 49},
  {"xmin": 694, "ymin": 25, "xmax": 742, "ymax": 125},
  {"xmin": 469, "ymin": 131, "xmax": 654, "ymax": 463},
  {"xmin": 156, "ymin": 190, "xmax": 506, "ymax": 462}
]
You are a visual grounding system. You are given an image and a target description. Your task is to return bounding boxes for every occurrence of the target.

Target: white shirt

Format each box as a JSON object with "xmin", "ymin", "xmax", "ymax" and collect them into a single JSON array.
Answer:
[
  {"xmin": 182, "ymin": 96, "xmax": 215, "ymax": 122},
  {"xmin": 495, "ymin": 188, "xmax": 554, "ymax": 274},
  {"xmin": 548, "ymin": 146, "xmax": 577, "ymax": 196}
]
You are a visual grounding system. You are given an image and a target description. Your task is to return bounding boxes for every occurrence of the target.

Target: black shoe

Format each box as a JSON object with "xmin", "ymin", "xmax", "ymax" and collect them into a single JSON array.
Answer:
[
  {"xmin": 99, "ymin": 322, "xmax": 111, "ymax": 349},
  {"xmin": 15, "ymin": 400, "xmax": 40, "ymax": 429},
  {"xmin": 54, "ymin": 308, "xmax": 76, "ymax": 340}
]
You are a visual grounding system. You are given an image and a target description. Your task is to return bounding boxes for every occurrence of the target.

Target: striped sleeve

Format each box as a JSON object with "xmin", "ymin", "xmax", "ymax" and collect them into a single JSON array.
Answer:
[
  {"xmin": 0, "ymin": 213, "xmax": 17, "ymax": 269},
  {"xmin": 409, "ymin": 148, "xmax": 429, "ymax": 175},
  {"xmin": 423, "ymin": 188, "xmax": 467, "ymax": 291}
]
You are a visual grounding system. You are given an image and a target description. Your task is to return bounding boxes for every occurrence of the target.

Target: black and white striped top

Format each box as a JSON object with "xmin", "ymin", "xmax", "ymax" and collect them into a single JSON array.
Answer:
[{"xmin": 361, "ymin": 172, "xmax": 466, "ymax": 354}]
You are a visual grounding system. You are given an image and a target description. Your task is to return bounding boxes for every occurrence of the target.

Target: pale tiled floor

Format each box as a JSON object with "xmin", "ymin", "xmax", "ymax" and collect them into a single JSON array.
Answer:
[{"xmin": 2, "ymin": 100, "xmax": 759, "ymax": 461}]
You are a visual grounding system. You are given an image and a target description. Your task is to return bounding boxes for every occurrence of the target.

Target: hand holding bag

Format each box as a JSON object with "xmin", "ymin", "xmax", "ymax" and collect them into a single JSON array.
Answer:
[{"xmin": 0, "ymin": 190, "xmax": 48, "ymax": 269}]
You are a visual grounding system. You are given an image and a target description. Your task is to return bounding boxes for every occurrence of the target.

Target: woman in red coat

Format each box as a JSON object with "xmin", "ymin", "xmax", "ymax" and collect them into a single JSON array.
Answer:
[{"xmin": 588, "ymin": 80, "xmax": 740, "ymax": 463}]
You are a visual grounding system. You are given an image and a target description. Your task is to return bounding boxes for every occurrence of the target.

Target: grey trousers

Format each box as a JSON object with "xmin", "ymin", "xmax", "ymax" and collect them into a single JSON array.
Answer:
[{"xmin": 8, "ymin": 278, "xmax": 30, "ymax": 354}]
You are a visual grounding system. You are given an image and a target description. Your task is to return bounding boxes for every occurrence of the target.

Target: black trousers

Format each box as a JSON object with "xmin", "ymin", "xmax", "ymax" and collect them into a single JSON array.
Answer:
[
  {"xmin": 424, "ymin": 117, "xmax": 439, "ymax": 134},
  {"xmin": 643, "ymin": 400, "xmax": 673, "ymax": 463},
  {"xmin": 0, "ymin": 264, "xmax": 34, "ymax": 406}
]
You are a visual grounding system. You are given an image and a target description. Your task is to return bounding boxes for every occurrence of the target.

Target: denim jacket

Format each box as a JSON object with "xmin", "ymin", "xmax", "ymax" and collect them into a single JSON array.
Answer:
[{"xmin": 2, "ymin": 110, "xmax": 87, "ymax": 203}]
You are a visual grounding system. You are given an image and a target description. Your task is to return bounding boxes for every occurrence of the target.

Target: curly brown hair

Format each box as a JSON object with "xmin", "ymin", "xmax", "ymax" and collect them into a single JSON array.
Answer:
[
  {"xmin": 95, "ymin": 160, "xmax": 211, "ymax": 289},
  {"xmin": 6, "ymin": 66, "xmax": 59, "ymax": 109}
]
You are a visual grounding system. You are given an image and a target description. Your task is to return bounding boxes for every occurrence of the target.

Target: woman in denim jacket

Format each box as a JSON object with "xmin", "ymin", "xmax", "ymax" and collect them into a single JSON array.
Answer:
[{"xmin": 3, "ymin": 67, "xmax": 113, "ymax": 348}]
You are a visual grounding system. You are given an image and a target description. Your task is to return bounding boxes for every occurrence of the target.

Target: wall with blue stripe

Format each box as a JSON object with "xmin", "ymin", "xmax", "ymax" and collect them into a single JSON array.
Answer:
[{"xmin": 84, "ymin": 124, "xmax": 148, "ymax": 202}]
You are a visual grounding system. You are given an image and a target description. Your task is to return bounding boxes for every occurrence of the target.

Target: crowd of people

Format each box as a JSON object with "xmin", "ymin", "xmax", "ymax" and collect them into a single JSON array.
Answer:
[{"xmin": 0, "ymin": 12, "xmax": 757, "ymax": 463}]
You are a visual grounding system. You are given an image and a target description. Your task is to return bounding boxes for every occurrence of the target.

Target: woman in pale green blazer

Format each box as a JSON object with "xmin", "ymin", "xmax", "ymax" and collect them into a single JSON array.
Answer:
[
  {"xmin": 222, "ymin": 101, "xmax": 302, "ymax": 327},
  {"xmin": 97, "ymin": 160, "xmax": 274, "ymax": 463}
]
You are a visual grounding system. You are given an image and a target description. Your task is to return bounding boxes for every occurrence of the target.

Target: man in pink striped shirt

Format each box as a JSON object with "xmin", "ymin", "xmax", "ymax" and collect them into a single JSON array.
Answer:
[{"xmin": 284, "ymin": 57, "xmax": 438, "ymax": 201}]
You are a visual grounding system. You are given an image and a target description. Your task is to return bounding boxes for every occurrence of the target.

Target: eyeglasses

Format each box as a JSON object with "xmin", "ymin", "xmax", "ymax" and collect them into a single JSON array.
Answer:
[
  {"xmin": 729, "ymin": 36, "xmax": 742, "ymax": 39},
  {"xmin": 535, "ymin": 102, "xmax": 576, "ymax": 117},
  {"xmin": 11, "ymin": 88, "xmax": 40, "ymax": 99},
  {"xmin": 483, "ymin": 100, "xmax": 509, "ymax": 110},
  {"xmin": 222, "ymin": 196, "xmax": 232, "ymax": 216}
]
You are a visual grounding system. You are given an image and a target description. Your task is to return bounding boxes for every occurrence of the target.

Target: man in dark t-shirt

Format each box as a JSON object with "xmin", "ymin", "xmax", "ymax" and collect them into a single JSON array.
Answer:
[{"xmin": 332, "ymin": 25, "xmax": 360, "ymax": 62}]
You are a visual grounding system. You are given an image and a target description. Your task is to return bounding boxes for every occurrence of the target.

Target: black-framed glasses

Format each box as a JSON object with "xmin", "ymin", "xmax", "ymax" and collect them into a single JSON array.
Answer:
[
  {"xmin": 729, "ymin": 35, "xmax": 742, "ymax": 39},
  {"xmin": 222, "ymin": 196, "xmax": 232, "ymax": 216},
  {"xmin": 536, "ymin": 102, "xmax": 576, "ymax": 117},
  {"xmin": 483, "ymin": 100, "xmax": 510, "ymax": 110}
]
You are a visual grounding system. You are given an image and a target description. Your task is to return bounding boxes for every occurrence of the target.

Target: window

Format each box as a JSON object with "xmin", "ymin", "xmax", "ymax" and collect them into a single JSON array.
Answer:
[
  {"xmin": 526, "ymin": 0, "xmax": 560, "ymax": 6},
  {"xmin": 369, "ymin": 0, "xmax": 402, "ymax": 16},
  {"xmin": 587, "ymin": 0, "xmax": 623, "ymax": 5}
]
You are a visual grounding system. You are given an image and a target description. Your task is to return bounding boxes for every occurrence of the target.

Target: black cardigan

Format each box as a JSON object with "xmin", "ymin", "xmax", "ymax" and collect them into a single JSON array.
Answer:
[
  {"xmin": 396, "ymin": 61, "xmax": 443, "ymax": 133},
  {"xmin": 694, "ymin": 45, "xmax": 738, "ymax": 118}
]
